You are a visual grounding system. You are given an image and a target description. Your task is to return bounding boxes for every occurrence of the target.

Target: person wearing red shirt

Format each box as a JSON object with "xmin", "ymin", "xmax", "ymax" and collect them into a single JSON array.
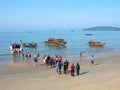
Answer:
[{"xmin": 70, "ymin": 64, "xmax": 75, "ymax": 77}]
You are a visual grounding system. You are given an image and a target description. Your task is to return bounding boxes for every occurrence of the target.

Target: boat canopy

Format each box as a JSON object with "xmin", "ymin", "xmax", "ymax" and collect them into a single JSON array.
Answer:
[
  {"xmin": 57, "ymin": 39, "xmax": 64, "ymax": 42},
  {"xmin": 11, "ymin": 43, "xmax": 21, "ymax": 48}
]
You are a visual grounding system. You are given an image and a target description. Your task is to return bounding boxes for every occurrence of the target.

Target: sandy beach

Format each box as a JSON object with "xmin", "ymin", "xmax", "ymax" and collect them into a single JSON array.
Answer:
[{"xmin": 0, "ymin": 53, "xmax": 120, "ymax": 90}]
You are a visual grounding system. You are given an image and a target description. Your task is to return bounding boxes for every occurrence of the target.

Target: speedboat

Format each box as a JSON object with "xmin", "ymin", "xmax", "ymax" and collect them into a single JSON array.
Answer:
[{"xmin": 10, "ymin": 43, "xmax": 23, "ymax": 54}]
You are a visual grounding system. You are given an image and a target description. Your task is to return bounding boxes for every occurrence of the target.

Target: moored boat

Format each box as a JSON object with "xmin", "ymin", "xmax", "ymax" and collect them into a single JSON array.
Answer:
[
  {"xmin": 20, "ymin": 40, "xmax": 37, "ymax": 48},
  {"xmin": 45, "ymin": 38, "xmax": 67, "ymax": 46},
  {"xmin": 10, "ymin": 43, "xmax": 23, "ymax": 54},
  {"xmin": 89, "ymin": 41, "xmax": 105, "ymax": 47},
  {"xmin": 85, "ymin": 34, "xmax": 93, "ymax": 36},
  {"xmin": 23, "ymin": 42, "xmax": 37, "ymax": 48}
]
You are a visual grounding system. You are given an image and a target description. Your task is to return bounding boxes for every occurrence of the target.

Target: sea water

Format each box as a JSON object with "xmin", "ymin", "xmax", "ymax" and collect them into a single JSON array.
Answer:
[{"xmin": 0, "ymin": 29, "xmax": 120, "ymax": 64}]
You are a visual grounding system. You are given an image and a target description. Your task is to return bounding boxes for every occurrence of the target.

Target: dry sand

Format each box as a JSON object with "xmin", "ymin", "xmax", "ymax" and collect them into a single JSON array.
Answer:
[{"xmin": 0, "ymin": 53, "xmax": 120, "ymax": 90}]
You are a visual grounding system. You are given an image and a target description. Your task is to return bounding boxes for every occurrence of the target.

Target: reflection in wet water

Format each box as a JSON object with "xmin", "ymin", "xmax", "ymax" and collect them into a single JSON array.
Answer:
[
  {"xmin": 46, "ymin": 45, "xmax": 67, "ymax": 50},
  {"xmin": 12, "ymin": 53, "xmax": 25, "ymax": 63}
]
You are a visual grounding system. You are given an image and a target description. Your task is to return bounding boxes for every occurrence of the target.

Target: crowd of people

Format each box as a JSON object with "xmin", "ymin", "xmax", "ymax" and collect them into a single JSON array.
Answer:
[
  {"xmin": 43, "ymin": 54, "xmax": 81, "ymax": 76},
  {"xmin": 20, "ymin": 51, "xmax": 96, "ymax": 77},
  {"xmin": 22, "ymin": 52, "xmax": 81, "ymax": 76}
]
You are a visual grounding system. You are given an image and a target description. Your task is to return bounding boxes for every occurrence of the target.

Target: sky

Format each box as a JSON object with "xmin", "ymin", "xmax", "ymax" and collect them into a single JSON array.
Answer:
[{"xmin": 0, "ymin": 0, "xmax": 120, "ymax": 31}]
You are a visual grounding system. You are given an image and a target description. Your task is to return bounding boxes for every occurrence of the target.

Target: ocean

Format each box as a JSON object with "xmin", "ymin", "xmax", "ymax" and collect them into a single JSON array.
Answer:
[{"xmin": 0, "ymin": 29, "xmax": 120, "ymax": 64}]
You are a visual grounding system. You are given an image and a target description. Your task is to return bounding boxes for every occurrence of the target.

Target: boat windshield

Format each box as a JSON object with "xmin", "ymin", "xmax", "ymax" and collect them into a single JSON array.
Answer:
[{"xmin": 12, "ymin": 43, "xmax": 20, "ymax": 48}]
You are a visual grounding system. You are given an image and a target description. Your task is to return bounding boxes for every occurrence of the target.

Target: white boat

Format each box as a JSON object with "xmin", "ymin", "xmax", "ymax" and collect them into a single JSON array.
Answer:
[{"xmin": 10, "ymin": 43, "xmax": 23, "ymax": 54}]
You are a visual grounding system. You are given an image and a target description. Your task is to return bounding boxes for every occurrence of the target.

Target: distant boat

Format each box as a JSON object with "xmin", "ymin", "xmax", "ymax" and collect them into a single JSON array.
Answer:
[
  {"xmin": 10, "ymin": 43, "xmax": 23, "ymax": 54},
  {"xmin": 89, "ymin": 41, "xmax": 105, "ymax": 47},
  {"xmin": 23, "ymin": 42, "xmax": 37, "ymax": 48},
  {"xmin": 85, "ymin": 34, "xmax": 92, "ymax": 36},
  {"xmin": 45, "ymin": 38, "xmax": 67, "ymax": 46},
  {"xmin": 20, "ymin": 40, "xmax": 37, "ymax": 48}
]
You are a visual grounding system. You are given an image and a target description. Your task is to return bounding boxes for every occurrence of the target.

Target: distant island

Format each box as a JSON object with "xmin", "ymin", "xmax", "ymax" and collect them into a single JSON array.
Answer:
[{"xmin": 83, "ymin": 26, "xmax": 120, "ymax": 31}]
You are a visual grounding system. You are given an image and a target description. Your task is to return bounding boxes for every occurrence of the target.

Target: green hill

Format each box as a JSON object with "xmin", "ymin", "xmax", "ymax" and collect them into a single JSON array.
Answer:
[{"xmin": 83, "ymin": 26, "xmax": 120, "ymax": 31}]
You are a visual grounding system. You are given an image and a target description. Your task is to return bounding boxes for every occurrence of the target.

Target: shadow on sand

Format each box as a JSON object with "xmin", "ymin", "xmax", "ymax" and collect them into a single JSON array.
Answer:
[
  {"xmin": 78, "ymin": 71, "xmax": 89, "ymax": 76},
  {"xmin": 63, "ymin": 70, "xmax": 89, "ymax": 76},
  {"xmin": 94, "ymin": 63, "xmax": 101, "ymax": 66}
]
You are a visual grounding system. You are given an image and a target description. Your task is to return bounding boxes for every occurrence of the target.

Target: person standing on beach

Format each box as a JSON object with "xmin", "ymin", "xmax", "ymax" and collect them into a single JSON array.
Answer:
[
  {"xmin": 56, "ymin": 62, "xmax": 60, "ymax": 74},
  {"xmin": 66, "ymin": 60, "xmax": 69, "ymax": 73},
  {"xmin": 80, "ymin": 52, "xmax": 82, "ymax": 57},
  {"xmin": 80, "ymin": 52, "xmax": 82, "ymax": 60},
  {"xmin": 59, "ymin": 56, "xmax": 63, "ymax": 63},
  {"xmin": 59, "ymin": 61, "xmax": 63, "ymax": 74},
  {"xmin": 90, "ymin": 55, "xmax": 95, "ymax": 65},
  {"xmin": 70, "ymin": 64, "xmax": 75, "ymax": 77},
  {"xmin": 76, "ymin": 63, "xmax": 80, "ymax": 75},
  {"xmin": 49, "ymin": 57, "xmax": 53, "ymax": 68},
  {"xmin": 34, "ymin": 54, "xmax": 38, "ymax": 67},
  {"xmin": 63, "ymin": 61, "xmax": 67, "ymax": 74}
]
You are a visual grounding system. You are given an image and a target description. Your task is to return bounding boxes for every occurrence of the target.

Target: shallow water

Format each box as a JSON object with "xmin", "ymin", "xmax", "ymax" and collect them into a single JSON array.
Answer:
[{"xmin": 0, "ymin": 30, "xmax": 120, "ymax": 64}]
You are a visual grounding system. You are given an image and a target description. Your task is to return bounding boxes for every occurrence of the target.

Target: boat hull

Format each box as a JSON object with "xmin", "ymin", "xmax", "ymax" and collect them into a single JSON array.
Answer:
[
  {"xmin": 23, "ymin": 43, "xmax": 37, "ymax": 48},
  {"xmin": 45, "ymin": 41, "xmax": 67, "ymax": 46},
  {"xmin": 89, "ymin": 41, "xmax": 105, "ymax": 47},
  {"xmin": 10, "ymin": 46, "xmax": 22, "ymax": 54},
  {"xmin": 45, "ymin": 38, "xmax": 67, "ymax": 46}
]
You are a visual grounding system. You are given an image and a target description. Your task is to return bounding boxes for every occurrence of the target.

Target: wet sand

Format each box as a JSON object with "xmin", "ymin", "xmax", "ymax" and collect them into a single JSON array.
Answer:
[{"xmin": 0, "ymin": 53, "xmax": 120, "ymax": 90}]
